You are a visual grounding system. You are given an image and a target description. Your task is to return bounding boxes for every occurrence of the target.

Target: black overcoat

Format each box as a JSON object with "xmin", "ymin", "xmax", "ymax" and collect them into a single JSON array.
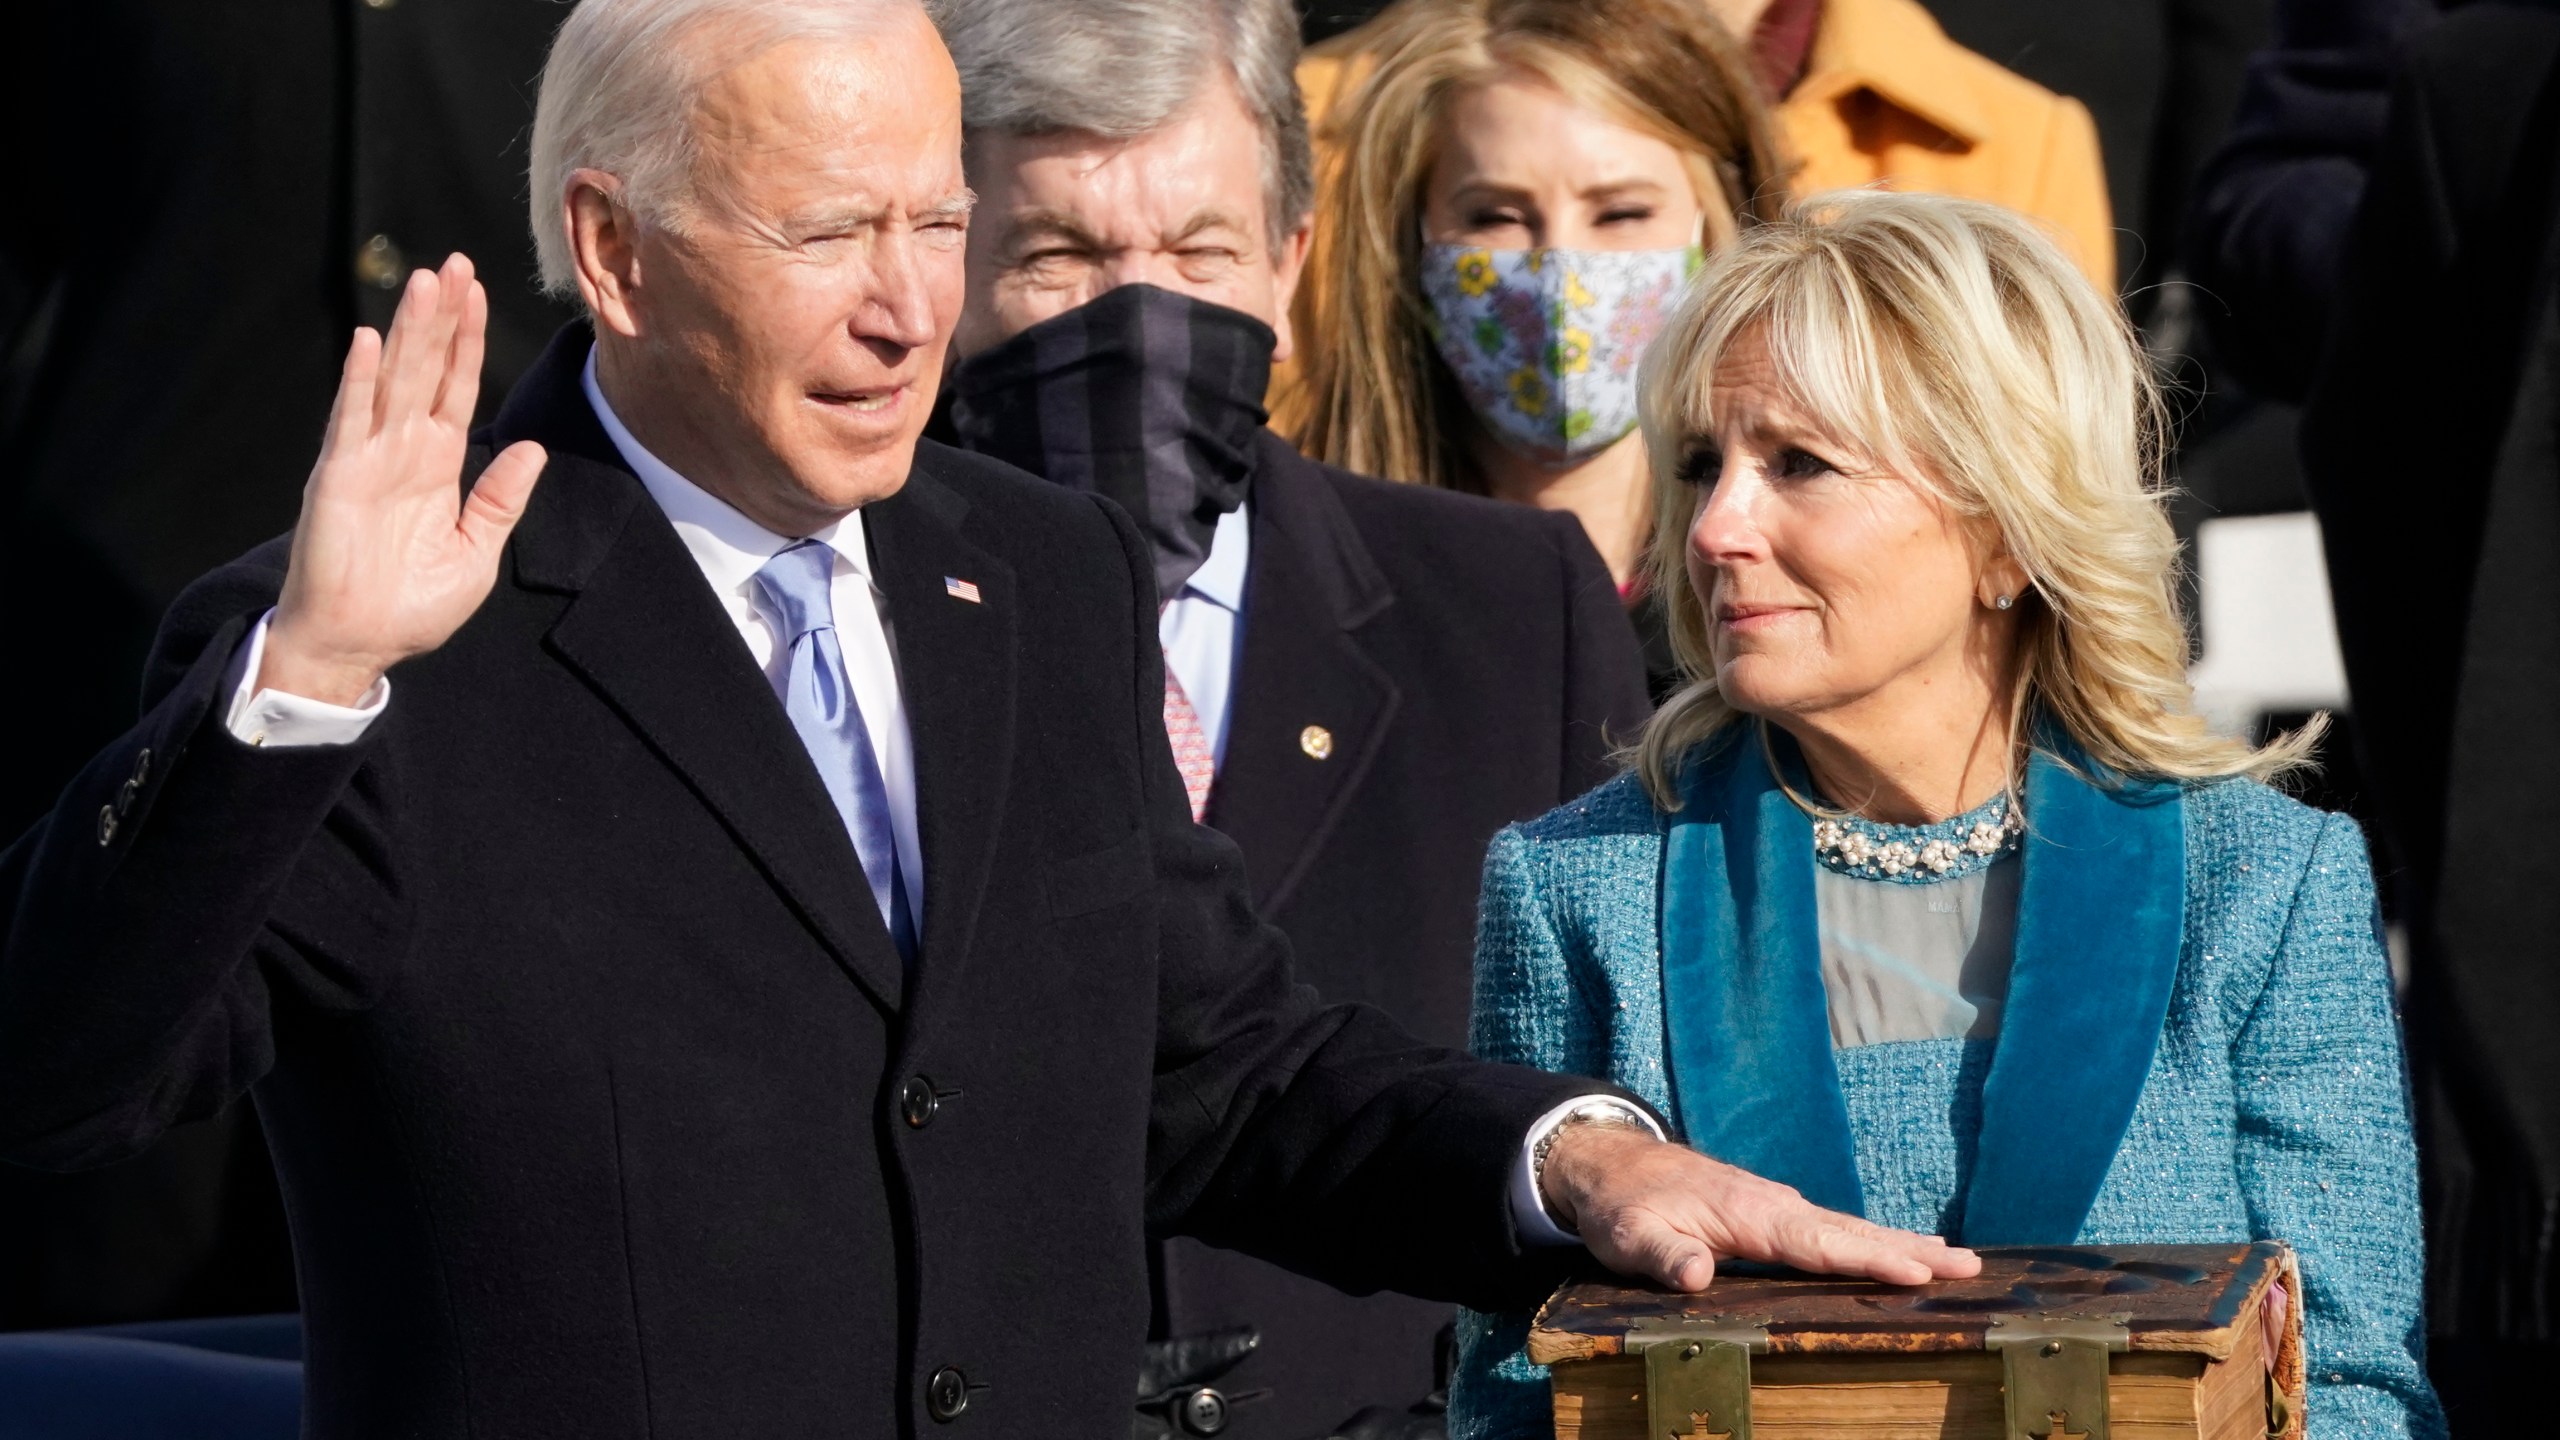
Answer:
[
  {"xmin": 1151, "ymin": 436, "xmax": 1648, "ymax": 1436},
  {"xmin": 2299, "ymin": 1, "xmax": 2560, "ymax": 1367},
  {"xmin": 0, "ymin": 328, "xmax": 1614, "ymax": 1437}
]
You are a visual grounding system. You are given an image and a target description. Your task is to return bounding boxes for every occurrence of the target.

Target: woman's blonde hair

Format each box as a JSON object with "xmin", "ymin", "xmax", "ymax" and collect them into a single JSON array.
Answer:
[
  {"xmin": 1629, "ymin": 189, "xmax": 2320, "ymax": 808},
  {"xmin": 1282, "ymin": 0, "xmax": 1787, "ymax": 489}
]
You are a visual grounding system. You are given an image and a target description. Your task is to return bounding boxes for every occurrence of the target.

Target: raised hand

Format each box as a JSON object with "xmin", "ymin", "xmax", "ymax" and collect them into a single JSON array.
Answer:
[
  {"xmin": 260, "ymin": 253, "xmax": 548, "ymax": 706},
  {"xmin": 1541, "ymin": 1122, "xmax": 1981, "ymax": 1290}
]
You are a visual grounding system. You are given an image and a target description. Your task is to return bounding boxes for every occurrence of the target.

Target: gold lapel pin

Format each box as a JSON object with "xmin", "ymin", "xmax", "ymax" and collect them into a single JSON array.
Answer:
[{"xmin": 1300, "ymin": 725, "xmax": 1334, "ymax": 761}]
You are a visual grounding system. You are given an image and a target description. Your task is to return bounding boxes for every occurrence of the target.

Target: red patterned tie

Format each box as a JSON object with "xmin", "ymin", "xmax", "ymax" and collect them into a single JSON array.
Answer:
[{"xmin": 1162, "ymin": 659, "xmax": 1215, "ymax": 822}]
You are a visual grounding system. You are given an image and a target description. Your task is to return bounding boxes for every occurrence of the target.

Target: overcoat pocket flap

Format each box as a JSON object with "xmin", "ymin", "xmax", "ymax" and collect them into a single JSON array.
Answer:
[{"xmin": 1046, "ymin": 828, "xmax": 1154, "ymax": 918}]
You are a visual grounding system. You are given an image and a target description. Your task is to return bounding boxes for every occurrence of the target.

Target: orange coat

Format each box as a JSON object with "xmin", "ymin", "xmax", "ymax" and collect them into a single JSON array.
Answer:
[
  {"xmin": 1296, "ymin": 0, "xmax": 2115, "ymax": 284},
  {"xmin": 1773, "ymin": 0, "xmax": 2113, "ymax": 284}
]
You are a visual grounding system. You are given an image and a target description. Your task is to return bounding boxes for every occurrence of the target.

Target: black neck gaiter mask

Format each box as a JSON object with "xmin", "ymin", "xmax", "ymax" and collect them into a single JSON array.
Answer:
[{"xmin": 946, "ymin": 284, "xmax": 1274, "ymax": 597}]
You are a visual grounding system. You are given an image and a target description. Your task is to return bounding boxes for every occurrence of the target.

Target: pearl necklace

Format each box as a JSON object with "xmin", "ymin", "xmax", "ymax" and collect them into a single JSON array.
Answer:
[{"xmin": 1809, "ymin": 791, "xmax": 2025, "ymax": 883}]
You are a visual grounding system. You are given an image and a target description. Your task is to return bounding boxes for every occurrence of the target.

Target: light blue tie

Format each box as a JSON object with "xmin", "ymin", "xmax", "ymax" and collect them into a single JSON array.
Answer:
[{"xmin": 751, "ymin": 540, "xmax": 919, "ymax": 966}]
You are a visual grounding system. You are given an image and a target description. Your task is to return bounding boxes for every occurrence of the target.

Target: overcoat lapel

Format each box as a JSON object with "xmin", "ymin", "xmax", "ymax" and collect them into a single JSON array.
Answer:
[
  {"xmin": 1208, "ymin": 439, "xmax": 1399, "ymax": 914},
  {"xmin": 497, "ymin": 323, "xmax": 908, "ymax": 1014},
  {"xmin": 862, "ymin": 452, "xmax": 1018, "ymax": 1032},
  {"xmin": 531, "ymin": 460, "xmax": 911, "ymax": 1015},
  {"xmin": 1957, "ymin": 748, "xmax": 2185, "ymax": 1244},
  {"xmin": 1658, "ymin": 735, "xmax": 1866, "ymax": 1215}
]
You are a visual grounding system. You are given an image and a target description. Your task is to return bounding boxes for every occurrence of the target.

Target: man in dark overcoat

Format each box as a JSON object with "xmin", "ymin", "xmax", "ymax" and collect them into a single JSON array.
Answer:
[{"xmin": 0, "ymin": 1, "xmax": 1972, "ymax": 1433}]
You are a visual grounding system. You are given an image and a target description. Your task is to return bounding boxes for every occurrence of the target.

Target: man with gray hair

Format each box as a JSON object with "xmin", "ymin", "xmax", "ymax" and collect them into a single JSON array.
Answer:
[
  {"xmin": 0, "ymin": 0, "xmax": 1975, "ymax": 1434},
  {"xmin": 933, "ymin": 3, "xmax": 1651, "ymax": 1435}
]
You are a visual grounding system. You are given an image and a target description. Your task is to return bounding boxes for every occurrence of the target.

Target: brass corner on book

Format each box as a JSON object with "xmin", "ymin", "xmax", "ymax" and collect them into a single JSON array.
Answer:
[
  {"xmin": 1626, "ymin": 1318, "xmax": 1771, "ymax": 1440},
  {"xmin": 1988, "ymin": 1315, "xmax": 2132, "ymax": 1440}
]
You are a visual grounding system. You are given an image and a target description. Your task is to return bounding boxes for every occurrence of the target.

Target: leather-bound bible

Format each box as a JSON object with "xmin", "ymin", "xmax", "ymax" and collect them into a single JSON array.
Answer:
[{"xmin": 1529, "ymin": 1242, "xmax": 2304, "ymax": 1440}]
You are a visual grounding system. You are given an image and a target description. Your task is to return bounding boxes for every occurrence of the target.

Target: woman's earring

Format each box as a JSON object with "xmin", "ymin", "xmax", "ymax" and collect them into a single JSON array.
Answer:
[{"xmin": 1994, "ymin": 594, "xmax": 2014, "ymax": 610}]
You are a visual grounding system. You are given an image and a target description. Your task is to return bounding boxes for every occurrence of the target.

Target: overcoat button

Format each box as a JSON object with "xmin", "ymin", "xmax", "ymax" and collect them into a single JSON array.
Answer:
[
  {"xmin": 900, "ymin": 1077, "xmax": 939, "ymax": 1129},
  {"xmin": 131, "ymin": 748, "xmax": 151, "ymax": 785},
  {"xmin": 96, "ymin": 806, "xmax": 118, "ymax": 846},
  {"xmin": 926, "ymin": 1365, "xmax": 969, "ymax": 1421},
  {"xmin": 117, "ymin": 779, "xmax": 140, "ymax": 816},
  {"xmin": 1179, "ymin": 1386, "xmax": 1230, "ymax": 1435},
  {"xmin": 1299, "ymin": 725, "xmax": 1333, "ymax": 761}
]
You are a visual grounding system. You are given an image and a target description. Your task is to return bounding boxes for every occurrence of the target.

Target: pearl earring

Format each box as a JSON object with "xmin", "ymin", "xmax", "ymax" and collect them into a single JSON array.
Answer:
[{"xmin": 1994, "ymin": 594, "xmax": 2014, "ymax": 610}]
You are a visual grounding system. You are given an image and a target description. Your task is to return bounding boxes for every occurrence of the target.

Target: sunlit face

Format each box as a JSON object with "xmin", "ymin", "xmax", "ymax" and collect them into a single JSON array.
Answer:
[
  {"xmin": 1680, "ymin": 330, "xmax": 2008, "ymax": 724},
  {"xmin": 956, "ymin": 74, "xmax": 1309, "ymax": 359},
  {"xmin": 1420, "ymin": 73, "xmax": 1728, "ymax": 252},
  {"xmin": 578, "ymin": 12, "xmax": 971, "ymax": 533}
]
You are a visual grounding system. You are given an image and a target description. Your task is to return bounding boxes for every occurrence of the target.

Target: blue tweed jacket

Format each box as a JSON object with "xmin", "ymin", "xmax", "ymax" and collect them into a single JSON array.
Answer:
[{"xmin": 1452, "ymin": 735, "xmax": 2444, "ymax": 1439}]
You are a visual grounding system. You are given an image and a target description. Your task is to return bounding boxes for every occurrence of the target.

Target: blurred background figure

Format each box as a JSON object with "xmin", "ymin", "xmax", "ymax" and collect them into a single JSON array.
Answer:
[
  {"xmin": 2188, "ymin": 0, "xmax": 2435, "ymax": 404},
  {"xmin": 0, "ymin": 1, "xmax": 577, "ymax": 1331},
  {"xmin": 2281, "ymin": 4, "xmax": 2560, "ymax": 1429},
  {"xmin": 931, "ymin": 1, "xmax": 1652, "ymax": 1435},
  {"xmin": 1297, "ymin": 0, "xmax": 2114, "ymax": 292},
  {"xmin": 1286, "ymin": 0, "xmax": 2112, "ymax": 700},
  {"xmin": 2175, "ymin": 0, "xmax": 2425, "ymax": 797},
  {"xmin": 1286, "ymin": 0, "xmax": 1787, "ymax": 699}
]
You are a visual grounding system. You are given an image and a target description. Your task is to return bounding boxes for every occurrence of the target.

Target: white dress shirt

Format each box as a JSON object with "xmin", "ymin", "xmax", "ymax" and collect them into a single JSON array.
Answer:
[
  {"xmin": 222, "ymin": 615, "xmax": 390, "ymax": 747},
  {"xmin": 220, "ymin": 358, "xmax": 1628, "ymax": 1243},
  {"xmin": 1156, "ymin": 505, "xmax": 1251, "ymax": 769},
  {"xmin": 579, "ymin": 351, "xmax": 925, "ymax": 934}
]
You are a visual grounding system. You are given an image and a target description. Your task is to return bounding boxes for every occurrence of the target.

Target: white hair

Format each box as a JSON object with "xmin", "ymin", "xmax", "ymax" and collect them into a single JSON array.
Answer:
[
  {"xmin": 934, "ymin": 0, "xmax": 1312, "ymax": 252},
  {"xmin": 527, "ymin": 0, "xmax": 928, "ymax": 296}
]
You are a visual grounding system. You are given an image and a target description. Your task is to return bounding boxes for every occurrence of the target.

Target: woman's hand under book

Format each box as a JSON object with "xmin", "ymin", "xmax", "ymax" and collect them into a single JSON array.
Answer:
[{"xmin": 1541, "ymin": 1122, "xmax": 1981, "ymax": 1290}]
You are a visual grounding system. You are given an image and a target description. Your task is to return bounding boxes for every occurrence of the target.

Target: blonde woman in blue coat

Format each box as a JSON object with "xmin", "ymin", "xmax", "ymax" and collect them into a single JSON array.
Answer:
[{"xmin": 1453, "ymin": 190, "xmax": 2444, "ymax": 1439}]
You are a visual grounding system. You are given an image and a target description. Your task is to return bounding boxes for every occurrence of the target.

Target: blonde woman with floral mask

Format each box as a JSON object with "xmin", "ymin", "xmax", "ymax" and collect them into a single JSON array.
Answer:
[
  {"xmin": 1450, "ymin": 191, "xmax": 2446, "ymax": 1439},
  {"xmin": 1286, "ymin": 0, "xmax": 1785, "ymax": 693}
]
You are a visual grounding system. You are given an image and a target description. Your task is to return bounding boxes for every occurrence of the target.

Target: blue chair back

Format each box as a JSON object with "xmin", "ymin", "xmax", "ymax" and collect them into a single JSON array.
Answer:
[{"xmin": 0, "ymin": 1315, "xmax": 301, "ymax": 1440}]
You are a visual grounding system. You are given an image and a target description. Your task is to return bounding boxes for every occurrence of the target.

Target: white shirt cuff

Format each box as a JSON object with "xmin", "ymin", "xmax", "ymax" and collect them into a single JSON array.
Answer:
[
  {"xmin": 1509, "ymin": 1094, "xmax": 1669, "ymax": 1247},
  {"xmin": 222, "ymin": 610, "xmax": 391, "ymax": 748}
]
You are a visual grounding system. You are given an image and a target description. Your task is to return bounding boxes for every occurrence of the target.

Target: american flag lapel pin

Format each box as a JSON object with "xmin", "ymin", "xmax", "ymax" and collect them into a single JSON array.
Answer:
[{"xmin": 943, "ymin": 576, "xmax": 983, "ymax": 604}]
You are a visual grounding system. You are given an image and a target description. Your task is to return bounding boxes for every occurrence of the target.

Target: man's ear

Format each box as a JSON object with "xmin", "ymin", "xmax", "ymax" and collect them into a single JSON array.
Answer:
[
  {"xmin": 567, "ymin": 173, "xmax": 645, "ymax": 338},
  {"xmin": 1269, "ymin": 212, "xmax": 1315, "ymax": 365}
]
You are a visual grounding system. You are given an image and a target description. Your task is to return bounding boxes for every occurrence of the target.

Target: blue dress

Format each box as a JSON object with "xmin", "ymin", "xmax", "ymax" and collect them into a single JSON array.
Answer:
[{"xmin": 1451, "ymin": 733, "xmax": 2444, "ymax": 1438}]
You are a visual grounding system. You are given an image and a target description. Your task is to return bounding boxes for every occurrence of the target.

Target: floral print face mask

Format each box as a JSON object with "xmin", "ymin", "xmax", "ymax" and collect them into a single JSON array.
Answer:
[{"xmin": 1419, "ymin": 243, "xmax": 1702, "ymax": 460}]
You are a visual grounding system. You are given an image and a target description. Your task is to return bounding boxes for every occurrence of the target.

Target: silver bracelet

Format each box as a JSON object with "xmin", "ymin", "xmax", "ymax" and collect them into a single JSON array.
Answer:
[{"xmin": 1532, "ymin": 1099, "xmax": 1657, "ymax": 1234}]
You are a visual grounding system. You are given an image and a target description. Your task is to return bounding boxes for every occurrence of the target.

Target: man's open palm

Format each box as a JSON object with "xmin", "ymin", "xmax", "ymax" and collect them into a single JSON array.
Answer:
[{"xmin": 262, "ymin": 253, "xmax": 547, "ymax": 706}]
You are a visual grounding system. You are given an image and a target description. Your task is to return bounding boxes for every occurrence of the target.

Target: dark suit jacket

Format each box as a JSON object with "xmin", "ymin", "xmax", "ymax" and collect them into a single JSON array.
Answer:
[
  {"xmin": 1151, "ymin": 437, "xmax": 1648, "ymax": 1437},
  {"xmin": 2300, "ymin": 2, "xmax": 2560, "ymax": 1352},
  {"xmin": 0, "ymin": 327, "xmax": 1618, "ymax": 1437}
]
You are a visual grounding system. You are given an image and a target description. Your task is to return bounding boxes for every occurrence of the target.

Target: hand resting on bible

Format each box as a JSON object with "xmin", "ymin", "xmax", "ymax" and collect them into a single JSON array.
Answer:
[{"xmin": 1543, "ymin": 1121, "xmax": 1978, "ymax": 1291}]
